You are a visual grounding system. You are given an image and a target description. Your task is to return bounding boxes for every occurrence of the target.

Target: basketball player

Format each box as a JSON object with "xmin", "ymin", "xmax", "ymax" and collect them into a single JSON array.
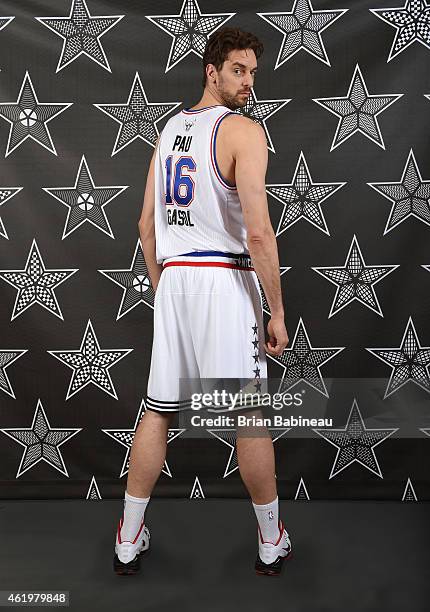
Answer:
[{"xmin": 113, "ymin": 27, "xmax": 292, "ymax": 577}]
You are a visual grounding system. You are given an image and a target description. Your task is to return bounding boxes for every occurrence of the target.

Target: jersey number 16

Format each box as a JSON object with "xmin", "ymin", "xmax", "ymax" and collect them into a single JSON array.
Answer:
[{"xmin": 165, "ymin": 155, "xmax": 196, "ymax": 207}]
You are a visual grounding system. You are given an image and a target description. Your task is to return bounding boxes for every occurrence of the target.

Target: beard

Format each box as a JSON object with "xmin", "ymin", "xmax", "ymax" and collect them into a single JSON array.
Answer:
[{"xmin": 217, "ymin": 76, "xmax": 248, "ymax": 111}]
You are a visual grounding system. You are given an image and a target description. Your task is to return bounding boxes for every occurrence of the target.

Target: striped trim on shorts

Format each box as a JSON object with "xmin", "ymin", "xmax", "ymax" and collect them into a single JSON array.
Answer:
[{"xmin": 162, "ymin": 250, "xmax": 254, "ymax": 271}]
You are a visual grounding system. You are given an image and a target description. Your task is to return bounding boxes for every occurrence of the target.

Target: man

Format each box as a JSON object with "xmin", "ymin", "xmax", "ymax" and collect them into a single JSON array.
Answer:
[{"xmin": 113, "ymin": 27, "xmax": 292, "ymax": 577}]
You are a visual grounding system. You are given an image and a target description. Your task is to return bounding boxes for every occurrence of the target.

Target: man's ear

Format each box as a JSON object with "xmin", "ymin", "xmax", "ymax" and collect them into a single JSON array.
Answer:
[{"xmin": 206, "ymin": 63, "xmax": 217, "ymax": 83}]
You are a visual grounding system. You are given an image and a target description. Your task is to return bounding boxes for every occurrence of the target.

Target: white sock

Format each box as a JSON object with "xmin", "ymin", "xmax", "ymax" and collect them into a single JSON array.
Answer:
[
  {"xmin": 252, "ymin": 496, "xmax": 280, "ymax": 544},
  {"xmin": 120, "ymin": 490, "xmax": 150, "ymax": 542}
]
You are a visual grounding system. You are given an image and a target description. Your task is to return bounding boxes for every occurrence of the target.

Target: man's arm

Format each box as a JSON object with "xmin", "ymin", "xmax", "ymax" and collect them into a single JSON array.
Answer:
[
  {"xmin": 230, "ymin": 116, "xmax": 288, "ymax": 357},
  {"xmin": 138, "ymin": 137, "xmax": 163, "ymax": 292}
]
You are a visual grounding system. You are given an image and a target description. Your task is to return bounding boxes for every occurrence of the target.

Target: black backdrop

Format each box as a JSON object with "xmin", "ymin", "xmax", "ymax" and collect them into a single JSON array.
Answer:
[{"xmin": 0, "ymin": 0, "xmax": 429, "ymax": 501}]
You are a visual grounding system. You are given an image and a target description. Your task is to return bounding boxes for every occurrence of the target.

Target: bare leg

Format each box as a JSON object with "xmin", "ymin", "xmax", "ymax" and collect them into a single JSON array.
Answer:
[
  {"xmin": 126, "ymin": 410, "xmax": 175, "ymax": 498},
  {"xmin": 236, "ymin": 410, "xmax": 277, "ymax": 504}
]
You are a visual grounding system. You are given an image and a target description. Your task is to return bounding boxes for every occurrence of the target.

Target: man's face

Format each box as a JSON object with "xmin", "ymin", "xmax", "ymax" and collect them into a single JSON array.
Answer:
[{"xmin": 211, "ymin": 48, "xmax": 257, "ymax": 110}]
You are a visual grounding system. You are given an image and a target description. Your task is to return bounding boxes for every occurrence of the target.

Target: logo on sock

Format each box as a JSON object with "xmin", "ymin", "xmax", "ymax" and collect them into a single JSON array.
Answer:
[{"xmin": 268, "ymin": 510, "xmax": 274, "ymax": 520}]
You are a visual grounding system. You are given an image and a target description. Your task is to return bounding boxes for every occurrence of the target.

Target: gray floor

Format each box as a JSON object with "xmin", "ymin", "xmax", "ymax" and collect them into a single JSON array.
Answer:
[{"xmin": 1, "ymin": 499, "xmax": 429, "ymax": 611}]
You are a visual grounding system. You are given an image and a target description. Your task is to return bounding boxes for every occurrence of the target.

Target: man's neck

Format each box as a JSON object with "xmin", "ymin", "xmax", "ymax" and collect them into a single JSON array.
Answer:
[{"xmin": 189, "ymin": 90, "xmax": 226, "ymax": 110}]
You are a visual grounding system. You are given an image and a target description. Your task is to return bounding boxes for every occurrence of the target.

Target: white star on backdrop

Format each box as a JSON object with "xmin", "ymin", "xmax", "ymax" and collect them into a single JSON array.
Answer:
[
  {"xmin": 94, "ymin": 72, "xmax": 181, "ymax": 155},
  {"xmin": 0, "ymin": 349, "xmax": 28, "ymax": 398},
  {"xmin": 0, "ymin": 71, "xmax": 72, "ymax": 157},
  {"xmin": 366, "ymin": 316, "xmax": 430, "ymax": 398},
  {"xmin": 258, "ymin": 0, "xmax": 348, "ymax": 68},
  {"xmin": 190, "ymin": 475, "xmax": 205, "ymax": 498},
  {"xmin": 312, "ymin": 234, "xmax": 399, "ymax": 317},
  {"xmin": 370, "ymin": 0, "xmax": 430, "ymax": 62},
  {"xmin": 268, "ymin": 317, "xmax": 345, "ymax": 397},
  {"xmin": 314, "ymin": 398, "xmax": 398, "ymax": 478},
  {"xmin": 147, "ymin": 0, "xmax": 235, "ymax": 72},
  {"xmin": 0, "ymin": 238, "xmax": 78, "ymax": 321},
  {"xmin": 313, "ymin": 64, "xmax": 402, "ymax": 150},
  {"xmin": 1, "ymin": 399, "xmax": 81, "ymax": 478},
  {"xmin": 0, "ymin": 186, "xmax": 23, "ymax": 239},
  {"xmin": 42, "ymin": 155, "xmax": 128, "ymax": 239},
  {"xmin": 0, "ymin": 16, "xmax": 14, "ymax": 33},
  {"xmin": 48, "ymin": 319, "xmax": 133, "ymax": 400},
  {"xmin": 267, "ymin": 151, "xmax": 346, "ymax": 236},
  {"xmin": 402, "ymin": 477, "xmax": 418, "ymax": 501},
  {"xmin": 368, "ymin": 149, "xmax": 430, "ymax": 234},
  {"xmin": 294, "ymin": 477, "xmax": 311, "ymax": 500},
  {"xmin": 86, "ymin": 475, "xmax": 102, "ymax": 500},
  {"xmin": 35, "ymin": 0, "xmax": 124, "ymax": 72}
]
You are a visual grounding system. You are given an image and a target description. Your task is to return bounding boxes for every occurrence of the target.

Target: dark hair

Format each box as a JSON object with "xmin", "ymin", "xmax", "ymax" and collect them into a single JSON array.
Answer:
[{"xmin": 202, "ymin": 27, "xmax": 264, "ymax": 88}]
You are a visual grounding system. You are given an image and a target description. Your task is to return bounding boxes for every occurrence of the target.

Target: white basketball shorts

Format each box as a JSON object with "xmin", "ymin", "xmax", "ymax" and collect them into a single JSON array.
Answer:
[{"xmin": 146, "ymin": 250, "xmax": 268, "ymax": 413}]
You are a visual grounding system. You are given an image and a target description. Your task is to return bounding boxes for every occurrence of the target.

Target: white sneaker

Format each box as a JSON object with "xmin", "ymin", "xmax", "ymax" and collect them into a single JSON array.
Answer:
[
  {"xmin": 255, "ymin": 519, "xmax": 292, "ymax": 575},
  {"xmin": 113, "ymin": 516, "xmax": 150, "ymax": 575}
]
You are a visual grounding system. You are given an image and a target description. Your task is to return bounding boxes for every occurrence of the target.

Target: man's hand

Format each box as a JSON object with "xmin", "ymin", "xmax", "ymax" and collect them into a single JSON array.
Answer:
[{"xmin": 264, "ymin": 316, "xmax": 289, "ymax": 357}]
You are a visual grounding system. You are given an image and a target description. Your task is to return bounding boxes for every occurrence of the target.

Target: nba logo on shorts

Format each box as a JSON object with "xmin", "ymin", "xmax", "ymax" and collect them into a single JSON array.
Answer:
[{"xmin": 268, "ymin": 511, "xmax": 274, "ymax": 520}]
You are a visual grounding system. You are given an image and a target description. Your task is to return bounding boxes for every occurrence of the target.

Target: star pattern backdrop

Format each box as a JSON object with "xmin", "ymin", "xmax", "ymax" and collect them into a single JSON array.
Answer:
[{"xmin": 0, "ymin": 0, "xmax": 429, "ymax": 501}]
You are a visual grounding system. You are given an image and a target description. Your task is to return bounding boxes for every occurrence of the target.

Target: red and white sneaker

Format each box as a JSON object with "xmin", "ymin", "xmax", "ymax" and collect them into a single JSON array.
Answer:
[
  {"xmin": 113, "ymin": 516, "xmax": 150, "ymax": 576},
  {"xmin": 255, "ymin": 519, "xmax": 292, "ymax": 576}
]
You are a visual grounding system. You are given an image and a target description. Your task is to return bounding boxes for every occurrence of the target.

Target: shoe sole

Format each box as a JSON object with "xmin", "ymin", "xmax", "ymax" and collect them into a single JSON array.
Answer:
[
  {"xmin": 113, "ymin": 546, "xmax": 150, "ymax": 576},
  {"xmin": 255, "ymin": 550, "xmax": 293, "ymax": 576}
]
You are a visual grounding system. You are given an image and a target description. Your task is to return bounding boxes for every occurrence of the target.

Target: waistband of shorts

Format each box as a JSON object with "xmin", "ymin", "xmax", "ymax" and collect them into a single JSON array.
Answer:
[{"xmin": 162, "ymin": 250, "xmax": 254, "ymax": 270}]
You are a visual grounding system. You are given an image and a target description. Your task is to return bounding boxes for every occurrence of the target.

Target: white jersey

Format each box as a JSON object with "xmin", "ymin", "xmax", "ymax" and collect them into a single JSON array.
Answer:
[{"xmin": 153, "ymin": 104, "xmax": 249, "ymax": 263}]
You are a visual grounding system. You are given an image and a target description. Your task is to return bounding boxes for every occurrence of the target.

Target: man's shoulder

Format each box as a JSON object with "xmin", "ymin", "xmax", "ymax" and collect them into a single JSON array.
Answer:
[
  {"xmin": 222, "ymin": 112, "xmax": 261, "ymax": 132},
  {"xmin": 220, "ymin": 113, "xmax": 266, "ymax": 152},
  {"xmin": 220, "ymin": 113, "xmax": 266, "ymax": 142}
]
